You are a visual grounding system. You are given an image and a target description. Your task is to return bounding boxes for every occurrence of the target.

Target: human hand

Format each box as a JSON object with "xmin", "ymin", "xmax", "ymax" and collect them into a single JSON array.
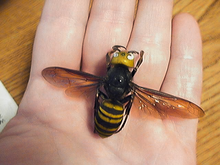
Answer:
[{"xmin": 0, "ymin": 0, "xmax": 203, "ymax": 164}]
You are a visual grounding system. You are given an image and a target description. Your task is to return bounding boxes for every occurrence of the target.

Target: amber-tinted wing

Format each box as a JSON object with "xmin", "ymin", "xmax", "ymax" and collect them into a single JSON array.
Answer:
[
  {"xmin": 42, "ymin": 67, "xmax": 103, "ymax": 97},
  {"xmin": 132, "ymin": 83, "xmax": 205, "ymax": 119}
]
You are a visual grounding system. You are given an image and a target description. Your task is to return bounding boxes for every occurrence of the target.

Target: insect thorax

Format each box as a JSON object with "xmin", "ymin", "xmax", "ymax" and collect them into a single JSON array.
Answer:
[{"xmin": 104, "ymin": 64, "xmax": 132, "ymax": 100}]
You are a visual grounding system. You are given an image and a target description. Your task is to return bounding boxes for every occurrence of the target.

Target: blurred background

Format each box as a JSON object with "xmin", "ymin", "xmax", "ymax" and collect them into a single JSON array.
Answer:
[{"xmin": 0, "ymin": 0, "xmax": 219, "ymax": 164}]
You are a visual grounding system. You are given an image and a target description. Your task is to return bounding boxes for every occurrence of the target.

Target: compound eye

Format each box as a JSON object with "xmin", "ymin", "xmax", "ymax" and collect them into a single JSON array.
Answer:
[
  {"xmin": 127, "ymin": 53, "xmax": 134, "ymax": 60},
  {"xmin": 113, "ymin": 52, "xmax": 119, "ymax": 57}
]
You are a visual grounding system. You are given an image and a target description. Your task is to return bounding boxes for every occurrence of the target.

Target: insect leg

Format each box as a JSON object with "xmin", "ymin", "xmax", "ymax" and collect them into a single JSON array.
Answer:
[
  {"xmin": 94, "ymin": 90, "xmax": 99, "ymax": 114},
  {"xmin": 94, "ymin": 89, "xmax": 108, "ymax": 115},
  {"xmin": 94, "ymin": 88, "xmax": 108, "ymax": 133},
  {"xmin": 115, "ymin": 95, "xmax": 134, "ymax": 133},
  {"xmin": 106, "ymin": 52, "xmax": 112, "ymax": 71},
  {"xmin": 131, "ymin": 50, "xmax": 144, "ymax": 77}
]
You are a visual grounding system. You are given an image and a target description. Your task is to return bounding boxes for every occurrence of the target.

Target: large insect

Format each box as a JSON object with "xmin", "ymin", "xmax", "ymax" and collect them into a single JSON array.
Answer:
[{"xmin": 42, "ymin": 45, "xmax": 204, "ymax": 138}]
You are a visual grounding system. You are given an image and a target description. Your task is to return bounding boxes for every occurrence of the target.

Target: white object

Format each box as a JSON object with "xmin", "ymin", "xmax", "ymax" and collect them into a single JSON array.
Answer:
[{"xmin": 0, "ymin": 81, "xmax": 18, "ymax": 132}]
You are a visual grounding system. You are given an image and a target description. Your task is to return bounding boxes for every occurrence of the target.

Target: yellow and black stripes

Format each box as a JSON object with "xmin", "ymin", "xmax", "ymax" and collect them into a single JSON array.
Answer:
[{"xmin": 94, "ymin": 100, "xmax": 124, "ymax": 138}]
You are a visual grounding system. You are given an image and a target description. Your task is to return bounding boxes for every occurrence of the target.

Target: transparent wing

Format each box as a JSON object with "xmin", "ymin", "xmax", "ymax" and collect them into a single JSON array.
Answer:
[
  {"xmin": 42, "ymin": 67, "xmax": 103, "ymax": 97},
  {"xmin": 132, "ymin": 83, "xmax": 205, "ymax": 119}
]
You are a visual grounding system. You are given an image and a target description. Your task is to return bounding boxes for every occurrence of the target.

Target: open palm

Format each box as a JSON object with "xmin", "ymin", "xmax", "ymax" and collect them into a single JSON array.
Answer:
[{"xmin": 0, "ymin": 0, "xmax": 203, "ymax": 164}]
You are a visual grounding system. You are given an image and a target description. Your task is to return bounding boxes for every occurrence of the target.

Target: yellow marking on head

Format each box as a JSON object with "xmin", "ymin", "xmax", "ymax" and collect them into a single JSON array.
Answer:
[{"xmin": 111, "ymin": 51, "xmax": 134, "ymax": 67}]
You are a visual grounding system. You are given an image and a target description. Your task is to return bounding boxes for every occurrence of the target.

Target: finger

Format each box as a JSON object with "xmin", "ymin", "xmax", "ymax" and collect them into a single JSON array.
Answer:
[
  {"xmin": 161, "ymin": 13, "xmax": 203, "ymax": 144},
  {"xmin": 161, "ymin": 13, "xmax": 203, "ymax": 106},
  {"xmin": 31, "ymin": 0, "xmax": 90, "ymax": 77},
  {"xmin": 82, "ymin": 0, "xmax": 136, "ymax": 75},
  {"xmin": 128, "ymin": 0, "xmax": 173, "ymax": 89}
]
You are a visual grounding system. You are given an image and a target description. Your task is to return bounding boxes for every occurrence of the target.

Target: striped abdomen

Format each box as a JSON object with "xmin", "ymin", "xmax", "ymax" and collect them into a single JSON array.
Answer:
[{"xmin": 95, "ymin": 100, "xmax": 124, "ymax": 138}]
